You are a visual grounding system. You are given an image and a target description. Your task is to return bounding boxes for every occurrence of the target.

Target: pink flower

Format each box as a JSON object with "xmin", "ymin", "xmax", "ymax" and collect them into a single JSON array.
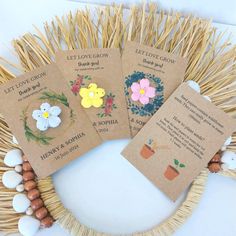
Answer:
[
  {"xmin": 105, "ymin": 106, "xmax": 112, "ymax": 115},
  {"xmin": 71, "ymin": 84, "xmax": 80, "ymax": 94},
  {"xmin": 131, "ymin": 79, "xmax": 155, "ymax": 105},
  {"xmin": 106, "ymin": 97, "xmax": 113, "ymax": 106},
  {"xmin": 75, "ymin": 78, "xmax": 82, "ymax": 86}
]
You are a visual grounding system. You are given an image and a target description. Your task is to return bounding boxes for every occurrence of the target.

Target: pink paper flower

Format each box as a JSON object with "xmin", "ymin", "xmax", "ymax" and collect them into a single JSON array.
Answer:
[{"xmin": 131, "ymin": 79, "xmax": 155, "ymax": 105}]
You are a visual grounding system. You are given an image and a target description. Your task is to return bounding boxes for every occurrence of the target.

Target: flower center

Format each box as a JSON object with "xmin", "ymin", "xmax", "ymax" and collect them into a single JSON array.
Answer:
[
  {"xmin": 139, "ymin": 89, "xmax": 145, "ymax": 95},
  {"xmin": 42, "ymin": 111, "xmax": 49, "ymax": 119},
  {"xmin": 89, "ymin": 91, "xmax": 95, "ymax": 98}
]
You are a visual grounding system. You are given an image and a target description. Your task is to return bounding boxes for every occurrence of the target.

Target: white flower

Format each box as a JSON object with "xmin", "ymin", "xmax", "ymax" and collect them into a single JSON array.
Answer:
[{"xmin": 32, "ymin": 103, "xmax": 61, "ymax": 131}]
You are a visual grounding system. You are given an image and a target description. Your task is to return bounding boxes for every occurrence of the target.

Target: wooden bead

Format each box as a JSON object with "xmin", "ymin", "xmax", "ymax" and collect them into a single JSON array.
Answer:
[
  {"xmin": 22, "ymin": 162, "xmax": 32, "ymax": 171},
  {"xmin": 35, "ymin": 207, "xmax": 48, "ymax": 220},
  {"xmin": 24, "ymin": 180, "xmax": 36, "ymax": 191},
  {"xmin": 40, "ymin": 216, "xmax": 54, "ymax": 228},
  {"xmin": 27, "ymin": 189, "xmax": 40, "ymax": 201},
  {"xmin": 23, "ymin": 171, "xmax": 35, "ymax": 181},
  {"xmin": 31, "ymin": 198, "xmax": 43, "ymax": 211},
  {"xmin": 208, "ymin": 163, "xmax": 221, "ymax": 173},
  {"xmin": 22, "ymin": 155, "xmax": 28, "ymax": 162},
  {"xmin": 210, "ymin": 153, "xmax": 221, "ymax": 163}
]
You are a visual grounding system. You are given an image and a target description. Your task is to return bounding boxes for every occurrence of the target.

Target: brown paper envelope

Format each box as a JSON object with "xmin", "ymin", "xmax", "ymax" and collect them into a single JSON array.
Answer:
[
  {"xmin": 56, "ymin": 48, "xmax": 131, "ymax": 141},
  {"xmin": 122, "ymin": 83, "xmax": 236, "ymax": 201},
  {"xmin": 0, "ymin": 63, "xmax": 102, "ymax": 178},
  {"xmin": 122, "ymin": 41, "xmax": 188, "ymax": 137}
]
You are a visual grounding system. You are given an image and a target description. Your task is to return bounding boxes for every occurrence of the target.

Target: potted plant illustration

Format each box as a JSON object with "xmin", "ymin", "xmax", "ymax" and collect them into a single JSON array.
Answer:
[
  {"xmin": 140, "ymin": 139, "xmax": 157, "ymax": 159},
  {"xmin": 164, "ymin": 159, "xmax": 186, "ymax": 181},
  {"xmin": 140, "ymin": 138, "xmax": 169, "ymax": 159}
]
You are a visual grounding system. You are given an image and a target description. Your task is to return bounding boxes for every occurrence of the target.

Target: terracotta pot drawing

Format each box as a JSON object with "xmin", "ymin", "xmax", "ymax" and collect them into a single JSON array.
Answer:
[
  {"xmin": 164, "ymin": 165, "xmax": 179, "ymax": 180},
  {"xmin": 140, "ymin": 144, "xmax": 155, "ymax": 159}
]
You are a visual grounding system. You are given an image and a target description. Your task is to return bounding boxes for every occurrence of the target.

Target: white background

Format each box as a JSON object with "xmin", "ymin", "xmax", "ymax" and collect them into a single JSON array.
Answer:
[{"xmin": 0, "ymin": 1, "xmax": 236, "ymax": 236}]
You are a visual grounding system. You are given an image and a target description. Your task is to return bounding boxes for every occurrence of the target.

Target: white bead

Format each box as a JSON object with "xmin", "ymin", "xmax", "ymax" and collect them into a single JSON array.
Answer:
[
  {"xmin": 221, "ymin": 151, "xmax": 236, "ymax": 170},
  {"xmin": 26, "ymin": 207, "xmax": 33, "ymax": 216},
  {"xmin": 203, "ymin": 95, "xmax": 211, "ymax": 102},
  {"xmin": 221, "ymin": 163, "xmax": 229, "ymax": 171},
  {"xmin": 4, "ymin": 149, "xmax": 23, "ymax": 167},
  {"xmin": 12, "ymin": 193, "xmax": 30, "ymax": 213},
  {"xmin": 18, "ymin": 216, "xmax": 40, "ymax": 236},
  {"xmin": 12, "ymin": 136, "xmax": 19, "ymax": 145},
  {"xmin": 2, "ymin": 171, "xmax": 23, "ymax": 189},
  {"xmin": 187, "ymin": 80, "xmax": 201, "ymax": 93},
  {"xmin": 16, "ymin": 184, "xmax": 24, "ymax": 192},
  {"xmin": 224, "ymin": 136, "xmax": 232, "ymax": 146},
  {"xmin": 15, "ymin": 165, "xmax": 22, "ymax": 173},
  {"xmin": 221, "ymin": 146, "xmax": 227, "ymax": 151}
]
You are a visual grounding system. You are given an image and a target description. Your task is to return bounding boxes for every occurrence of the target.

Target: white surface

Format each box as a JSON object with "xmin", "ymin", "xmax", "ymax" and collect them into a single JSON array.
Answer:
[
  {"xmin": 73, "ymin": 0, "xmax": 236, "ymax": 25},
  {"xmin": 0, "ymin": 1, "xmax": 236, "ymax": 236}
]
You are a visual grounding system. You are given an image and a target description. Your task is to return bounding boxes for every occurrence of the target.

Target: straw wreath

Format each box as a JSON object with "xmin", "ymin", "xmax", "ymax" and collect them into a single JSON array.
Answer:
[{"xmin": 0, "ymin": 3, "xmax": 236, "ymax": 235}]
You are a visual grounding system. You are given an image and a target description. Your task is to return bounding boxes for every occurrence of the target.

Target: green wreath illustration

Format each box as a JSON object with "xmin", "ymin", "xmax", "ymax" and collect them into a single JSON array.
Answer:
[
  {"xmin": 21, "ymin": 91, "xmax": 76, "ymax": 145},
  {"xmin": 124, "ymin": 71, "xmax": 164, "ymax": 116}
]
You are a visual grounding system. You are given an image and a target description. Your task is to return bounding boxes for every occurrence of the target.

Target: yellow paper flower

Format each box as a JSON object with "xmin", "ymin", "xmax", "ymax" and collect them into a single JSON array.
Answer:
[{"xmin": 79, "ymin": 83, "xmax": 105, "ymax": 108}]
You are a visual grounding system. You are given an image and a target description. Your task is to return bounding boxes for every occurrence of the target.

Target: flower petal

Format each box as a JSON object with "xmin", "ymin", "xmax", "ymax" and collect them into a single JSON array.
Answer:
[
  {"xmin": 36, "ymin": 118, "xmax": 48, "ymax": 131},
  {"xmin": 92, "ymin": 98, "xmax": 103, "ymax": 108},
  {"xmin": 40, "ymin": 103, "xmax": 51, "ymax": 112},
  {"xmin": 146, "ymin": 87, "xmax": 156, "ymax": 98},
  {"xmin": 49, "ymin": 106, "xmax": 61, "ymax": 116},
  {"xmin": 88, "ymin": 83, "xmax": 97, "ymax": 89},
  {"xmin": 131, "ymin": 92, "xmax": 140, "ymax": 101},
  {"xmin": 139, "ymin": 95, "xmax": 149, "ymax": 105},
  {"xmin": 32, "ymin": 110, "xmax": 43, "ymax": 120},
  {"xmin": 95, "ymin": 88, "xmax": 105, "ymax": 98},
  {"xmin": 140, "ymin": 79, "xmax": 150, "ymax": 88},
  {"xmin": 81, "ymin": 98, "xmax": 92, "ymax": 108},
  {"xmin": 48, "ymin": 116, "xmax": 61, "ymax": 128},
  {"xmin": 131, "ymin": 82, "xmax": 140, "ymax": 93},
  {"xmin": 79, "ymin": 88, "xmax": 89, "ymax": 98}
]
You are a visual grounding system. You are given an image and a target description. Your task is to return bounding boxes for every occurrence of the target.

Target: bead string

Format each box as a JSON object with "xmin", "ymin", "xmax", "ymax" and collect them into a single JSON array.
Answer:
[{"xmin": 22, "ymin": 154, "xmax": 54, "ymax": 228}]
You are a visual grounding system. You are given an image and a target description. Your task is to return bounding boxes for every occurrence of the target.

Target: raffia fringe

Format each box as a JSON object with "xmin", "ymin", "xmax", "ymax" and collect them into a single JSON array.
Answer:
[
  {"xmin": 0, "ymin": 3, "xmax": 236, "ymax": 235},
  {"xmin": 37, "ymin": 170, "xmax": 208, "ymax": 236}
]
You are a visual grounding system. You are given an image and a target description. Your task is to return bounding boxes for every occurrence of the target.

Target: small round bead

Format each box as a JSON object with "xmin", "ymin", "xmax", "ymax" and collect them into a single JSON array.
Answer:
[
  {"xmin": 16, "ymin": 184, "xmax": 24, "ymax": 192},
  {"xmin": 26, "ymin": 207, "xmax": 33, "ymax": 215},
  {"xmin": 27, "ymin": 189, "xmax": 40, "ymax": 201},
  {"xmin": 208, "ymin": 163, "xmax": 221, "ymax": 173},
  {"xmin": 24, "ymin": 180, "xmax": 36, "ymax": 191},
  {"xmin": 15, "ymin": 165, "xmax": 22, "ymax": 173},
  {"xmin": 210, "ymin": 153, "xmax": 221, "ymax": 163},
  {"xmin": 22, "ymin": 162, "xmax": 32, "ymax": 171},
  {"xmin": 31, "ymin": 198, "xmax": 43, "ymax": 211},
  {"xmin": 23, "ymin": 171, "xmax": 35, "ymax": 181},
  {"xmin": 35, "ymin": 207, "xmax": 48, "ymax": 220},
  {"xmin": 22, "ymin": 155, "xmax": 28, "ymax": 162},
  {"xmin": 40, "ymin": 216, "xmax": 54, "ymax": 228},
  {"xmin": 221, "ymin": 146, "xmax": 227, "ymax": 151}
]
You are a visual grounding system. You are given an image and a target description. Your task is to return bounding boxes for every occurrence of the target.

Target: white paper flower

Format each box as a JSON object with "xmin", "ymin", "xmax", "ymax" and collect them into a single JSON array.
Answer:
[{"xmin": 32, "ymin": 103, "xmax": 61, "ymax": 131}]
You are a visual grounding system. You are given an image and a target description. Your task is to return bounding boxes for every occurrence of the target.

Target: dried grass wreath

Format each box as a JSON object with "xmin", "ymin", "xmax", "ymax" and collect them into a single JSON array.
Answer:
[{"xmin": 0, "ymin": 3, "xmax": 236, "ymax": 236}]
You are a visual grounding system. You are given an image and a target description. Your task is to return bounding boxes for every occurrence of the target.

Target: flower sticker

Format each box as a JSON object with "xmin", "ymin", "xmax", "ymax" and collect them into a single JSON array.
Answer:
[
  {"xmin": 131, "ymin": 79, "xmax": 155, "ymax": 105},
  {"xmin": 79, "ymin": 83, "xmax": 105, "ymax": 108},
  {"xmin": 32, "ymin": 103, "xmax": 62, "ymax": 131}
]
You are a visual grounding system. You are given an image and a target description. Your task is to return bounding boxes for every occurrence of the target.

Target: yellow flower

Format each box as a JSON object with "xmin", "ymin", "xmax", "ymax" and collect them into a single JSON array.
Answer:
[{"xmin": 79, "ymin": 83, "xmax": 105, "ymax": 108}]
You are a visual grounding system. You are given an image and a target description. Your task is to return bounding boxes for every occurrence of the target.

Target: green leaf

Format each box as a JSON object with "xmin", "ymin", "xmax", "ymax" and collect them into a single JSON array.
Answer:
[
  {"xmin": 174, "ymin": 159, "xmax": 179, "ymax": 166},
  {"xmin": 179, "ymin": 163, "xmax": 186, "ymax": 168},
  {"xmin": 39, "ymin": 91, "xmax": 70, "ymax": 107},
  {"xmin": 84, "ymin": 75, "xmax": 91, "ymax": 80}
]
